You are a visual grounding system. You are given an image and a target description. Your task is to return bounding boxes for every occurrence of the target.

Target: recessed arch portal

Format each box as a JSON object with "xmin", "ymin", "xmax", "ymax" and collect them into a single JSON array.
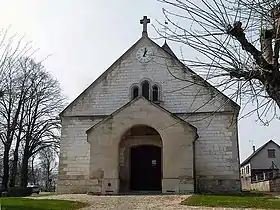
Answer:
[{"xmin": 119, "ymin": 125, "xmax": 162, "ymax": 192}]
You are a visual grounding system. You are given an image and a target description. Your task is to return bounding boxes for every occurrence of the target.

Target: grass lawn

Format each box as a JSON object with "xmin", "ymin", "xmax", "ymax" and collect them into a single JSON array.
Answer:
[
  {"xmin": 182, "ymin": 193, "xmax": 280, "ymax": 209},
  {"xmin": 0, "ymin": 197, "xmax": 89, "ymax": 210}
]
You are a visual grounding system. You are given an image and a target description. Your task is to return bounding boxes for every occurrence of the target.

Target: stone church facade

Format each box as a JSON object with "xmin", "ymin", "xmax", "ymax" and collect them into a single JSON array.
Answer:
[{"xmin": 57, "ymin": 16, "xmax": 241, "ymax": 194}]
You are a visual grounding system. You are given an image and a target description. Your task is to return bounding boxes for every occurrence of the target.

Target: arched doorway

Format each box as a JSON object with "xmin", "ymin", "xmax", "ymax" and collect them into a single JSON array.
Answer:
[{"xmin": 119, "ymin": 125, "xmax": 162, "ymax": 192}]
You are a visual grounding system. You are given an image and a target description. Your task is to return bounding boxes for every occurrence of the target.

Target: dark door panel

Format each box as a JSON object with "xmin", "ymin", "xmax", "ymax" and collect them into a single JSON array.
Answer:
[{"xmin": 130, "ymin": 145, "xmax": 161, "ymax": 191}]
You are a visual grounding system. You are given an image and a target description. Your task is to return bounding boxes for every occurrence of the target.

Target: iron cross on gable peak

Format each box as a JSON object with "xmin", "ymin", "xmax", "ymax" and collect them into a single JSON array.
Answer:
[{"xmin": 140, "ymin": 16, "xmax": 151, "ymax": 37}]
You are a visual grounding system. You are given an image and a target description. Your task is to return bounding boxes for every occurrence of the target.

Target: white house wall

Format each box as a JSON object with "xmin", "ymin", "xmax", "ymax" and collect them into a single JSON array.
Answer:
[{"xmin": 250, "ymin": 142, "xmax": 280, "ymax": 169}]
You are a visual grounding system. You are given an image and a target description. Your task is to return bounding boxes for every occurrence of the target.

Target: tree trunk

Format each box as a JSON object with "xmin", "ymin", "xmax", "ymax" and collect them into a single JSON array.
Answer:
[
  {"xmin": 267, "ymin": 87, "xmax": 280, "ymax": 109},
  {"xmin": 261, "ymin": 30, "xmax": 273, "ymax": 64},
  {"xmin": 31, "ymin": 156, "xmax": 36, "ymax": 185},
  {"xmin": 20, "ymin": 152, "xmax": 29, "ymax": 188},
  {"xmin": 1, "ymin": 146, "xmax": 10, "ymax": 190},
  {"xmin": 9, "ymin": 140, "xmax": 21, "ymax": 187},
  {"xmin": 46, "ymin": 160, "xmax": 50, "ymax": 191}
]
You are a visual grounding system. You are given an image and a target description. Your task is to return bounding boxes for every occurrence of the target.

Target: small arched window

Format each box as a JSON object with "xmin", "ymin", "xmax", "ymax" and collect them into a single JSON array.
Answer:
[
  {"xmin": 152, "ymin": 85, "xmax": 159, "ymax": 102},
  {"xmin": 132, "ymin": 86, "xmax": 139, "ymax": 99},
  {"xmin": 141, "ymin": 80, "xmax": 150, "ymax": 100}
]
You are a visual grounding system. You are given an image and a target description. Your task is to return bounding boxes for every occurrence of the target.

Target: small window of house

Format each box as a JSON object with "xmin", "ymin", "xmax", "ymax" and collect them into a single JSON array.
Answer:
[
  {"xmin": 152, "ymin": 85, "xmax": 159, "ymax": 102},
  {"xmin": 132, "ymin": 86, "xmax": 139, "ymax": 99},
  {"xmin": 268, "ymin": 149, "xmax": 276, "ymax": 158},
  {"xmin": 141, "ymin": 80, "xmax": 150, "ymax": 100},
  {"xmin": 246, "ymin": 165, "xmax": 249, "ymax": 174}
]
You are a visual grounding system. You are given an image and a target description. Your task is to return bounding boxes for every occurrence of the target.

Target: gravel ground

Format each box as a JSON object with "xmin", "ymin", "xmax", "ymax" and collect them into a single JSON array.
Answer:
[{"xmin": 30, "ymin": 194, "xmax": 267, "ymax": 210}]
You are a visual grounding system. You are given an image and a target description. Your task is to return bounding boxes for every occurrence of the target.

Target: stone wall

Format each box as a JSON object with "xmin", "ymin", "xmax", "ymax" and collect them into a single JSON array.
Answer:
[
  {"xmin": 250, "ymin": 180, "xmax": 271, "ymax": 192},
  {"xmin": 57, "ymin": 108, "xmax": 241, "ymax": 194},
  {"xmin": 197, "ymin": 179, "xmax": 241, "ymax": 193},
  {"xmin": 57, "ymin": 105, "xmax": 241, "ymax": 194},
  {"xmin": 56, "ymin": 117, "xmax": 101, "ymax": 194},
  {"xmin": 241, "ymin": 177, "xmax": 251, "ymax": 190},
  {"xmin": 177, "ymin": 113, "xmax": 241, "ymax": 193},
  {"xmin": 250, "ymin": 178, "xmax": 280, "ymax": 192},
  {"xmin": 270, "ymin": 178, "xmax": 280, "ymax": 192}
]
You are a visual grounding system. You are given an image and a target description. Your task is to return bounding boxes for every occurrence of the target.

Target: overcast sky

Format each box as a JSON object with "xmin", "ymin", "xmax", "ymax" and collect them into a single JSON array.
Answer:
[{"xmin": 0, "ymin": 0, "xmax": 279, "ymax": 162}]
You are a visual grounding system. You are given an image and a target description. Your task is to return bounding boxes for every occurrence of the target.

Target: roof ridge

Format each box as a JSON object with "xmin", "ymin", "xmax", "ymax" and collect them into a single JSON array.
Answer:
[{"xmin": 241, "ymin": 139, "xmax": 280, "ymax": 166}]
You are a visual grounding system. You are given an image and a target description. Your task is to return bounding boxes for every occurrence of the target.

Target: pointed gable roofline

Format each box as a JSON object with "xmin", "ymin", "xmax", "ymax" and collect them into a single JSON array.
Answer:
[
  {"xmin": 60, "ymin": 35, "xmax": 239, "ymax": 117},
  {"xmin": 86, "ymin": 96, "xmax": 198, "ymax": 136},
  {"xmin": 160, "ymin": 41, "xmax": 240, "ymax": 111},
  {"xmin": 60, "ymin": 37, "xmax": 143, "ymax": 117},
  {"xmin": 241, "ymin": 140, "xmax": 280, "ymax": 167}
]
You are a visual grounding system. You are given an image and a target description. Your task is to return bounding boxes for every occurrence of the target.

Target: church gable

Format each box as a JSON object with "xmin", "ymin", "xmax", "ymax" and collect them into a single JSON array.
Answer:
[
  {"xmin": 57, "ymin": 16, "xmax": 241, "ymax": 195},
  {"xmin": 61, "ymin": 16, "xmax": 239, "ymax": 118}
]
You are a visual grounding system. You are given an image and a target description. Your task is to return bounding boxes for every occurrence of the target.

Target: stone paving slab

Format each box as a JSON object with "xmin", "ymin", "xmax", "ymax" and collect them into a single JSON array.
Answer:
[{"xmin": 30, "ymin": 194, "xmax": 267, "ymax": 210}]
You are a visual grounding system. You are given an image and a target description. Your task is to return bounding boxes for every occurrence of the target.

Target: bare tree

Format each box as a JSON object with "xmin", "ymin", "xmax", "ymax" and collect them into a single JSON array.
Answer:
[
  {"xmin": 0, "ymin": 59, "xmax": 31, "ymax": 189},
  {"xmin": 0, "ymin": 47, "xmax": 64, "ymax": 189},
  {"xmin": 157, "ymin": 0, "xmax": 280, "ymax": 123},
  {"xmin": 17, "ymin": 58, "xmax": 64, "ymax": 188},
  {"xmin": 0, "ymin": 143, "xmax": 3, "ymax": 185},
  {"xmin": 38, "ymin": 147, "xmax": 58, "ymax": 191},
  {"xmin": 0, "ymin": 29, "xmax": 35, "ymax": 190}
]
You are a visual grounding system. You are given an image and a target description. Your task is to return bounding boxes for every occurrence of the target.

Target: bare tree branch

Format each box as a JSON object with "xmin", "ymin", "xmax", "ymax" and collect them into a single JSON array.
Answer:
[{"xmin": 157, "ymin": 0, "xmax": 280, "ymax": 123}]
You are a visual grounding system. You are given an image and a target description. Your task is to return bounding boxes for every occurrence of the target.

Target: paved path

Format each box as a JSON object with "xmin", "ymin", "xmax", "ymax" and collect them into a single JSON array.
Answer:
[{"xmin": 31, "ymin": 194, "xmax": 265, "ymax": 210}]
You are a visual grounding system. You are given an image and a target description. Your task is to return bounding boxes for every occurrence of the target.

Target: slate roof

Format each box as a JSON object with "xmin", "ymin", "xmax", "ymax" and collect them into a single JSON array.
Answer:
[{"xmin": 161, "ymin": 41, "xmax": 177, "ymax": 59}]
